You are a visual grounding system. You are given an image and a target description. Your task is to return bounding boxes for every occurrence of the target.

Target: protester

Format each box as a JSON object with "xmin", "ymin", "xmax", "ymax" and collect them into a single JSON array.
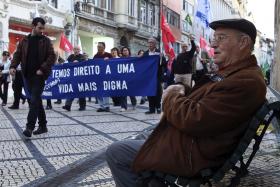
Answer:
[
  {"xmin": 82, "ymin": 52, "xmax": 93, "ymax": 103},
  {"xmin": 0, "ymin": 51, "xmax": 11, "ymax": 106},
  {"xmin": 62, "ymin": 46, "xmax": 86, "ymax": 111},
  {"xmin": 172, "ymin": 36, "xmax": 196, "ymax": 87},
  {"xmin": 192, "ymin": 45, "xmax": 210, "ymax": 84},
  {"xmin": 137, "ymin": 49, "xmax": 144, "ymax": 57},
  {"xmin": 105, "ymin": 19, "xmax": 266, "ymax": 187},
  {"xmin": 93, "ymin": 42, "xmax": 113, "ymax": 112},
  {"xmin": 10, "ymin": 17, "xmax": 56, "ymax": 137},
  {"xmin": 111, "ymin": 47, "xmax": 121, "ymax": 107},
  {"xmin": 137, "ymin": 49, "xmax": 148, "ymax": 105},
  {"xmin": 143, "ymin": 38, "xmax": 167, "ymax": 114},
  {"xmin": 119, "ymin": 47, "xmax": 137, "ymax": 112},
  {"xmin": 53, "ymin": 54, "xmax": 65, "ymax": 104},
  {"xmin": 8, "ymin": 63, "xmax": 26, "ymax": 109}
]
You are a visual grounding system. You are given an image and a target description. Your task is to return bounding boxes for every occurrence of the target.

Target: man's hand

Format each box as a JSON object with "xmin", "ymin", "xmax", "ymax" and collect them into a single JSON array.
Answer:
[
  {"xmin": 162, "ymin": 84, "xmax": 185, "ymax": 102},
  {"xmin": 73, "ymin": 60, "xmax": 79, "ymax": 63},
  {"xmin": 9, "ymin": 68, "xmax": 16, "ymax": 76},
  {"xmin": 190, "ymin": 34, "xmax": 195, "ymax": 40},
  {"xmin": 36, "ymin": 69, "xmax": 43, "ymax": 75},
  {"xmin": 104, "ymin": 57, "xmax": 109, "ymax": 60}
]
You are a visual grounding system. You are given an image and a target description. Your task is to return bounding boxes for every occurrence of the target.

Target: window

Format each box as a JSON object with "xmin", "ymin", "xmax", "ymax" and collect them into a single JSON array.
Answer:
[
  {"xmin": 183, "ymin": 0, "xmax": 193, "ymax": 15},
  {"xmin": 48, "ymin": 0, "xmax": 57, "ymax": 8},
  {"xmin": 140, "ymin": 1, "xmax": 147, "ymax": 24},
  {"xmin": 128, "ymin": 0, "xmax": 135, "ymax": 16},
  {"xmin": 89, "ymin": 0, "xmax": 100, "ymax": 7},
  {"xmin": 182, "ymin": 21, "xmax": 190, "ymax": 32},
  {"xmin": 106, "ymin": 0, "xmax": 112, "ymax": 11},
  {"xmin": 149, "ymin": 4, "xmax": 155, "ymax": 25},
  {"xmin": 165, "ymin": 8, "xmax": 180, "ymax": 28},
  {"xmin": 31, "ymin": 0, "xmax": 57, "ymax": 8}
]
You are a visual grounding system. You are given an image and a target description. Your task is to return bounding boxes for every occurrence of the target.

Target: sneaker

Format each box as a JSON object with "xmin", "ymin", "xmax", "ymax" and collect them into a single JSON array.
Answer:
[
  {"xmin": 62, "ymin": 105, "xmax": 71, "ymax": 111},
  {"xmin": 120, "ymin": 108, "xmax": 127, "ymax": 112},
  {"xmin": 23, "ymin": 128, "xmax": 33, "ymax": 138},
  {"xmin": 33, "ymin": 127, "xmax": 48, "ymax": 135},
  {"xmin": 8, "ymin": 105, "xmax": 19, "ymax": 109},
  {"xmin": 97, "ymin": 108, "xmax": 104, "ymax": 112},
  {"xmin": 2, "ymin": 103, "xmax": 6, "ymax": 106},
  {"xmin": 54, "ymin": 101, "xmax": 61, "ymax": 104},
  {"xmin": 145, "ymin": 111, "xmax": 155, "ymax": 114},
  {"xmin": 97, "ymin": 107, "xmax": 110, "ymax": 112},
  {"xmin": 79, "ymin": 107, "xmax": 86, "ymax": 111}
]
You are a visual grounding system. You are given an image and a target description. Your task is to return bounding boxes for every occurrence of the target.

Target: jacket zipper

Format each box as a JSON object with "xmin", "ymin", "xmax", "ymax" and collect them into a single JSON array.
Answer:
[{"xmin": 188, "ymin": 138, "xmax": 194, "ymax": 171}]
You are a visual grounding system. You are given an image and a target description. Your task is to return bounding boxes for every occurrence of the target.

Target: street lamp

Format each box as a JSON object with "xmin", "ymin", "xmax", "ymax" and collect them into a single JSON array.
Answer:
[{"xmin": 64, "ymin": 12, "xmax": 74, "ymax": 36}]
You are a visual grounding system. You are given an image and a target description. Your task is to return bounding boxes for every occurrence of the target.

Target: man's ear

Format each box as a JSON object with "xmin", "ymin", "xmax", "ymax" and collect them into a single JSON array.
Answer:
[{"xmin": 239, "ymin": 36, "xmax": 250, "ymax": 50}]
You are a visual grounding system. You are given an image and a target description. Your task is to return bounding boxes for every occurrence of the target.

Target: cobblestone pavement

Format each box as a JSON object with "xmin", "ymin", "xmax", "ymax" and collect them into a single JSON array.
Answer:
[{"xmin": 0, "ymin": 89, "xmax": 279, "ymax": 187}]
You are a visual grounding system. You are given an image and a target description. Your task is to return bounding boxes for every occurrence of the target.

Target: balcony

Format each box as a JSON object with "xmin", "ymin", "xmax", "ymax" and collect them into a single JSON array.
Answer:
[{"xmin": 76, "ymin": 2, "xmax": 115, "ymax": 22}]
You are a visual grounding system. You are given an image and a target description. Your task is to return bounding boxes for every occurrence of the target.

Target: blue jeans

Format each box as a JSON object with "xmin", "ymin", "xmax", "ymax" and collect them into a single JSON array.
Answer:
[
  {"xmin": 97, "ymin": 96, "xmax": 110, "ymax": 109},
  {"xmin": 106, "ymin": 140, "xmax": 145, "ymax": 187}
]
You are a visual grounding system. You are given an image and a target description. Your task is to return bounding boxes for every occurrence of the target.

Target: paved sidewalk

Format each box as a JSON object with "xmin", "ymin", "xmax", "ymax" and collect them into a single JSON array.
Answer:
[{"xmin": 0, "ymin": 89, "xmax": 279, "ymax": 187}]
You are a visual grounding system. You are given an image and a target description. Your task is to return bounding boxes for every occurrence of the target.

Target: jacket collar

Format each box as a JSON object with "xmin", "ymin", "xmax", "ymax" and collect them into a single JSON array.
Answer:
[
  {"xmin": 217, "ymin": 55, "xmax": 258, "ymax": 78},
  {"xmin": 191, "ymin": 55, "xmax": 258, "ymax": 91}
]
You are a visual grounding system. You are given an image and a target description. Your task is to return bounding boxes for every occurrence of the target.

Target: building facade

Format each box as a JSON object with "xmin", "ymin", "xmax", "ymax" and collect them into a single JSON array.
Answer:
[
  {"xmin": 162, "ymin": 0, "xmax": 182, "ymax": 54},
  {"xmin": 0, "ymin": 0, "xmax": 73, "ymax": 57},
  {"xmin": 74, "ymin": 0, "xmax": 160, "ymax": 57}
]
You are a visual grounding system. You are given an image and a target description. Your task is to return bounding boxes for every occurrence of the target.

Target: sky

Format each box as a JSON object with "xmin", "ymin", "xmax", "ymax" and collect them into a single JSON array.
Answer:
[{"xmin": 247, "ymin": 0, "xmax": 275, "ymax": 39}]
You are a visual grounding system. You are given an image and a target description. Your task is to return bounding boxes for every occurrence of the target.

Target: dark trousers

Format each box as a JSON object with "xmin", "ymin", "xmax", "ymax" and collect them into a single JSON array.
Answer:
[
  {"xmin": 120, "ymin": 96, "xmax": 136, "ymax": 110},
  {"xmin": 0, "ymin": 79, "xmax": 9, "ymax": 104},
  {"xmin": 26, "ymin": 75, "xmax": 46, "ymax": 130},
  {"xmin": 147, "ymin": 81, "xmax": 162, "ymax": 112},
  {"xmin": 12, "ymin": 71, "xmax": 25, "ymax": 107},
  {"xmin": 112, "ymin": 97, "xmax": 121, "ymax": 106},
  {"xmin": 47, "ymin": 99, "xmax": 52, "ymax": 107},
  {"xmin": 65, "ymin": 98, "xmax": 86, "ymax": 109}
]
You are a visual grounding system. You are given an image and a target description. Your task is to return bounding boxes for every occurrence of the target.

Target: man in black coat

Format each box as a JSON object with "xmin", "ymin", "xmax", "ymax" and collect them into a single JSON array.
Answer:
[
  {"xmin": 62, "ymin": 46, "xmax": 86, "ymax": 111},
  {"xmin": 143, "ymin": 38, "xmax": 167, "ymax": 114},
  {"xmin": 172, "ymin": 35, "xmax": 196, "ymax": 87},
  {"xmin": 10, "ymin": 17, "xmax": 56, "ymax": 138}
]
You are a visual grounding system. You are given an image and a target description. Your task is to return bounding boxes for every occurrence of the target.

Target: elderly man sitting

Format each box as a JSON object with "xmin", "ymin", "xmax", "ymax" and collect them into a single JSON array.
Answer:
[{"xmin": 105, "ymin": 19, "xmax": 266, "ymax": 187}]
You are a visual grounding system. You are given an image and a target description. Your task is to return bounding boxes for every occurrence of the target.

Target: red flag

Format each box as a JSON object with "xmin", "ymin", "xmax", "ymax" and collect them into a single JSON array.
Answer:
[
  {"xmin": 161, "ymin": 11, "xmax": 176, "ymax": 70},
  {"xmin": 59, "ymin": 33, "xmax": 73, "ymax": 52},
  {"xmin": 200, "ymin": 37, "xmax": 214, "ymax": 57}
]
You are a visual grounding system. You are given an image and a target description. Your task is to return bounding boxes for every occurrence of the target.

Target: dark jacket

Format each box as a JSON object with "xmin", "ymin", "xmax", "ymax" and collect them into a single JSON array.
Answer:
[
  {"xmin": 172, "ymin": 40, "xmax": 196, "ymax": 74},
  {"xmin": 10, "ymin": 34, "xmax": 56, "ymax": 80},
  {"xmin": 132, "ymin": 55, "xmax": 266, "ymax": 177},
  {"xmin": 143, "ymin": 49, "xmax": 167, "ymax": 82},
  {"xmin": 67, "ymin": 54, "xmax": 86, "ymax": 63}
]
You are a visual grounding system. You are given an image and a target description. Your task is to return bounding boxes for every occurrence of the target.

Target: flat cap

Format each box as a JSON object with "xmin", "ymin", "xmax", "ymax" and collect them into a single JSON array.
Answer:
[{"xmin": 209, "ymin": 18, "xmax": 257, "ymax": 44}]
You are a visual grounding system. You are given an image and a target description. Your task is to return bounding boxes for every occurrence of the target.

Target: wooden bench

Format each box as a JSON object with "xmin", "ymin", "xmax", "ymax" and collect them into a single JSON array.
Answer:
[{"xmin": 136, "ymin": 101, "xmax": 280, "ymax": 187}]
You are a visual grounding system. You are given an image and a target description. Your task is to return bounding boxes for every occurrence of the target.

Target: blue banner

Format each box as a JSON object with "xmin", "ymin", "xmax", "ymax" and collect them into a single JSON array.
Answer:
[{"xmin": 40, "ymin": 56, "xmax": 159, "ymax": 99}]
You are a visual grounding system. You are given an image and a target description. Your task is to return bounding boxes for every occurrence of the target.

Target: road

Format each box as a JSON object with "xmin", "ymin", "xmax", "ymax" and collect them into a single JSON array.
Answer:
[{"xmin": 0, "ymin": 91, "xmax": 279, "ymax": 186}]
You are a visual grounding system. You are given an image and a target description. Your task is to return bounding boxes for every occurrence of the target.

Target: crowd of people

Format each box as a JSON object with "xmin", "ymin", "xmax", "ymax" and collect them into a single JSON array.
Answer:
[{"xmin": 0, "ymin": 17, "xmax": 217, "ymax": 139}]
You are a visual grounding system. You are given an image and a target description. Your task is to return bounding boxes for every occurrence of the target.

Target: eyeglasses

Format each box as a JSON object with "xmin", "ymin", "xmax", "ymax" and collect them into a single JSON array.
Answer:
[
  {"xmin": 2, "ymin": 54, "xmax": 9, "ymax": 57},
  {"xmin": 211, "ymin": 34, "xmax": 230, "ymax": 43}
]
